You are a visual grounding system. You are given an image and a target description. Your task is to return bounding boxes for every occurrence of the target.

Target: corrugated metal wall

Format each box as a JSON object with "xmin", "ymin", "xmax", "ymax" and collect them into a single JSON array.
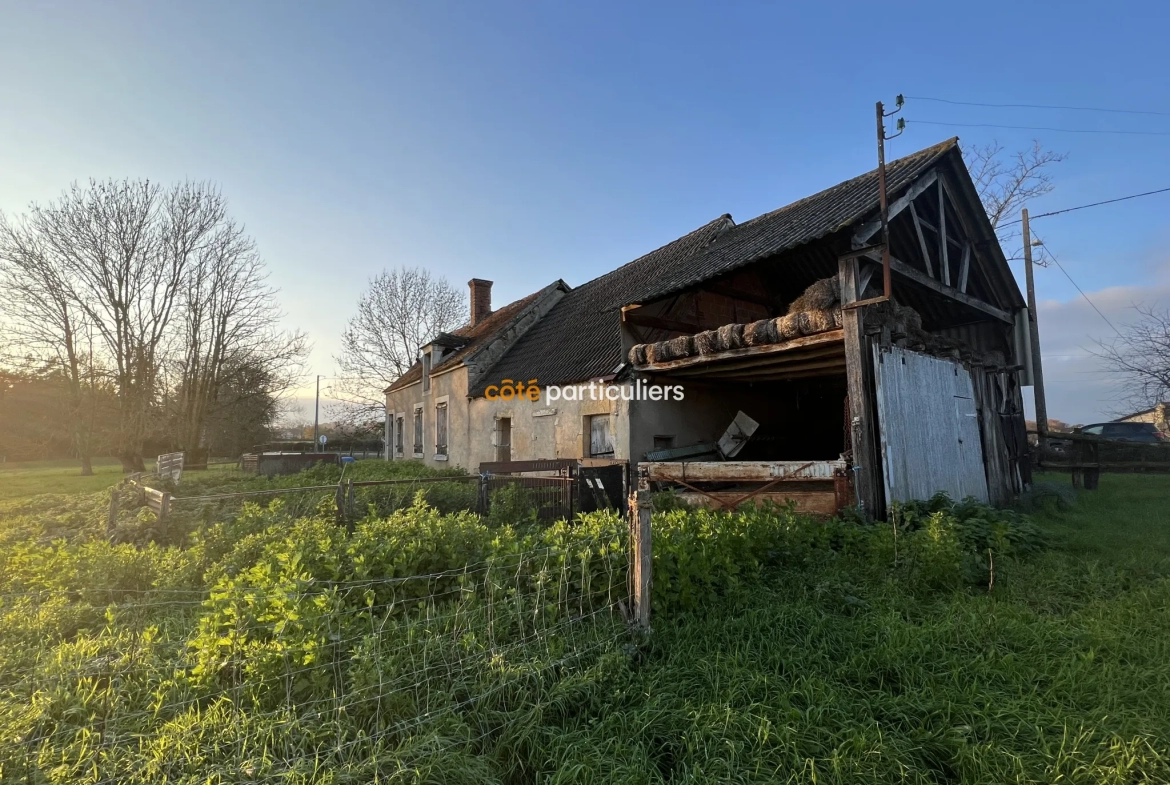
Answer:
[{"xmin": 873, "ymin": 345, "xmax": 990, "ymax": 504}]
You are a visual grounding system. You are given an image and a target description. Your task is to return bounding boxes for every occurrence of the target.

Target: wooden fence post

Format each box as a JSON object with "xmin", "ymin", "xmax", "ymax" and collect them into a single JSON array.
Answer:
[
  {"xmin": 106, "ymin": 486, "xmax": 120, "ymax": 540},
  {"xmin": 345, "ymin": 479, "xmax": 356, "ymax": 533},
  {"xmin": 158, "ymin": 492, "xmax": 171, "ymax": 540},
  {"xmin": 629, "ymin": 489, "xmax": 653, "ymax": 631}
]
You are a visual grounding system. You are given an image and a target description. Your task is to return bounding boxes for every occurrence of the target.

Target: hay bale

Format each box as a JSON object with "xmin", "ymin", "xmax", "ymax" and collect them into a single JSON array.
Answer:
[
  {"xmin": 628, "ymin": 344, "xmax": 647, "ymax": 366},
  {"xmin": 715, "ymin": 323, "xmax": 745, "ymax": 351},
  {"xmin": 744, "ymin": 319, "xmax": 778, "ymax": 346},
  {"xmin": 774, "ymin": 313, "xmax": 801, "ymax": 340},
  {"xmin": 895, "ymin": 304, "xmax": 923, "ymax": 332},
  {"xmin": 787, "ymin": 277, "xmax": 841, "ymax": 314},
  {"xmin": 665, "ymin": 335, "xmax": 694, "ymax": 360},
  {"xmin": 644, "ymin": 343, "xmax": 661, "ymax": 364},
  {"xmin": 805, "ymin": 309, "xmax": 835, "ymax": 334},
  {"xmin": 831, "ymin": 307, "xmax": 843, "ymax": 329},
  {"xmin": 694, "ymin": 330, "xmax": 720, "ymax": 355}
]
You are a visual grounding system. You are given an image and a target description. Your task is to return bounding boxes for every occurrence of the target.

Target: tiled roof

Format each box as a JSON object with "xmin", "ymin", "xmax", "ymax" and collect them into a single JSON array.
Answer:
[
  {"xmin": 467, "ymin": 138, "xmax": 958, "ymax": 397},
  {"xmin": 467, "ymin": 215, "xmax": 735, "ymax": 396},
  {"xmin": 385, "ymin": 290, "xmax": 544, "ymax": 393},
  {"xmin": 632, "ymin": 138, "xmax": 958, "ymax": 305}
]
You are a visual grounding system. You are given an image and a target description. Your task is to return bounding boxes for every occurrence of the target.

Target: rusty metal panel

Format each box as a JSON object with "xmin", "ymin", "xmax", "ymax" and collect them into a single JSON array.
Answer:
[
  {"xmin": 642, "ymin": 460, "xmax": 844, "ymax": 483},
  {"xmin": 873, "ymin": 345, "xmax": 989, "ymax": 504}
]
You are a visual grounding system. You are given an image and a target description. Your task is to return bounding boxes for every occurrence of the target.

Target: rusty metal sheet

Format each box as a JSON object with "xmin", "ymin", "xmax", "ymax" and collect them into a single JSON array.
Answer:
[
  {"xmin": 642, "ymin": 460, "xmax": 844, "ymax": 483},
  {"xmin": 873, "ymin": 345, "xmax": 989, "ymax": 504}
]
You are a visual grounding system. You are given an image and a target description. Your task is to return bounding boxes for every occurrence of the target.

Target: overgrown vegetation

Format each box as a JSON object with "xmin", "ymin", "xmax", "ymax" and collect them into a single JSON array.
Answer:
[{"xmin": 0, "ymin": 467, "xmax": 1167, "ymax": 783}]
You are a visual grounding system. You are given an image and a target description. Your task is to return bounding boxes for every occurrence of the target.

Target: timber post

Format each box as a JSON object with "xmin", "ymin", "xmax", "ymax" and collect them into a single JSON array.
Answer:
[
  {"xmin": 346, "ymin": 479, "xmax": 356, "ymax": 532},
  {"xmin": 158, "ymin": 492, "xmax": 171, "ymax": 541},
  {"xmin": 839, "ymin": 255, "xmax": 882, "ymax": 517},
  {"xmin": 628, "ymin": 489, "xmax": 653, "ymax": 630},
  {"xmin": 106, "ymin": 486, "xmax": 120, "ymax": 540}
]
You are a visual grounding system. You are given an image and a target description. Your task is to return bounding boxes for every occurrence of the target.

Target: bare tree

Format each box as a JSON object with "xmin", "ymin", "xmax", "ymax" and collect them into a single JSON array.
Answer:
[
  {"xmin": 1, "ymin": 179, "xmax": 306, "ymax": 471},
  {"xmin": 0, "ymin": 214, "xmax": 105, "ymax": 474},
  {"xmin": 1094, "ymin": 305, "xmax": 1170, "ymax": 413},
  {"xmin": 173, "ymin": 214, "xmax": 307, "ymax": 458},
  {"xmin": 962, "ymin": 140, "xmax": 1067, "ymax": 259},
  {"xmin": 332, "ymin": 267, "xmax": 466, "ymax": 419}
]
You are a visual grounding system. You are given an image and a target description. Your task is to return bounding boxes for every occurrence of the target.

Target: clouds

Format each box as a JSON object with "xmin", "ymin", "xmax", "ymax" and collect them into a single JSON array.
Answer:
[{"xmin": 1032, "ymin": 268, "xmax": 1170, "ymax": 424}]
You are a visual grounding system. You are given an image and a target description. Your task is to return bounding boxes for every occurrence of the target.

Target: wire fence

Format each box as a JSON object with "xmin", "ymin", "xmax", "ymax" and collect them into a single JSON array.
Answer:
[{"xmin": 0, "ymin": 542, "xmax": 632, "ymax": 783}]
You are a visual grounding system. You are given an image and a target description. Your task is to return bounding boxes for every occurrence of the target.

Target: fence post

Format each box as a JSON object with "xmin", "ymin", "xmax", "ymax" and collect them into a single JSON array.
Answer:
[
  {"xmin": 158, "ymin": 492, "xmax": 171, "ymax": 540},
  {"xmin": 345, "ymin": 479, "xmax": 356, "ymax": 533},
  {"xmin": 629, "ymin": 489, "xmax": 653, "ymax": 631},
  {"xmin": 106, "ymin": 486, "xmax": 120, "ymax": 540},
  {"xmin": 335, "ymin": 482, "xmax": 345, "ymax": 527}
]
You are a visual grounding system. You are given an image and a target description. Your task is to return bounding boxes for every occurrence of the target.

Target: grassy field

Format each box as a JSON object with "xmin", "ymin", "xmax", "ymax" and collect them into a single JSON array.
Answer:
[
  {"xmin": 0, "ymin": 466, "xmax": 1166, "ymax": 783},
  {"xmin": 0, "ymin": 457, "xmax": 141, "ymax": 500}
]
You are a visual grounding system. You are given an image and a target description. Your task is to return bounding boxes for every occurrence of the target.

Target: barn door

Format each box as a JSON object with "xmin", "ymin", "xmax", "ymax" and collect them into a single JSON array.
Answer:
[{"xmin": 873, "ymin": 345, "xmax": 989, "ymax": 504}]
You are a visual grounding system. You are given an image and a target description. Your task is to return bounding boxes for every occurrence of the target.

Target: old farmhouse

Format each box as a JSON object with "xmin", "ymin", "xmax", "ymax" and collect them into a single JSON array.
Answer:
[{"xmin": 385, "ymin": 138, "xmax": 1035, "ymax": 517}]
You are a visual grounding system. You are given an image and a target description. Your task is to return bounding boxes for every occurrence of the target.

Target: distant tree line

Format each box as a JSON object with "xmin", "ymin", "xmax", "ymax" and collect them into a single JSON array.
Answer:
[{"xmin": 0, "ymin": 180, "xmax": 307, "ymax": 473}]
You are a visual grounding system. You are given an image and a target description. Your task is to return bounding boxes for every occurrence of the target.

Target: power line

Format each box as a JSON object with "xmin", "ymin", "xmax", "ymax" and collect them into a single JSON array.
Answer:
[
  {"xmin": 906, "ymin": 95, "xmax": 1170, "ymax": 117},
  {"xmin": 999, "ymin": 186, "xmax": 1170, "ymax": 227},
  {"xmin": 911, "ymin": 119, "xmax": 1170, "ymax": 137},
  {"xmin": 1032, "ymin": 230, "xmax": 1123, "ymax": 338}
]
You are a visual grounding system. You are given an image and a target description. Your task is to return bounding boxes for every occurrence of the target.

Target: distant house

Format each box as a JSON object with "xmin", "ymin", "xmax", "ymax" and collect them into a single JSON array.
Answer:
[
  {"xmin": 385, "ymin": 138, "xmax": 1036, "ymax": 514},
  {"xmin": 1116, "ymin": 402, "xmax": 1170, "ymax": 436}
]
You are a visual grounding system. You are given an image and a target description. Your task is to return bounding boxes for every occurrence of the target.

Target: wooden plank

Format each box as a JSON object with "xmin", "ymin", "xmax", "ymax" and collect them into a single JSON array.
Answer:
[
  {"xmin": 675, "ymin": 490, "xmax": 839, "ymax": 516},
  {"xmin": 909, "ymin": 201, "xmax": 934, "ymax": 278},
  {"xmin": 957, "ymin": 243, "xmax": 971, "ymax": 294},
  {"xmin": 666, "ymin": 343, "xmax": 845, "ymax": 376},
  {"xmin": 682, "ymin": 356, "xmax": 847, "ymax": 381},
  {"xmin": 839, "ymin": 256, "xmax": 881, "ymax": 516},
  {"xmin": 938, "ymin": 179, "xmax": 950, "ymax": 287},
  {"xmin": 854, "ymin": 169, "xmax": 939, "ymax": 243},
  {"xmin": 643, "ymin": 460, "xmax": 844, "ymax": 482},
  {"xmin": 880, "ymin": 254, "xmax": 1012, "ymax": 323},
  {"xmin": 635, "ymin": 329, "xmax": 844, "ymax": 372}
]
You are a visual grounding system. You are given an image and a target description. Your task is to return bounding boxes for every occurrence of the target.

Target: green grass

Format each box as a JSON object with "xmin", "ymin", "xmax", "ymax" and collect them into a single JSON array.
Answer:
[
  {"xmin": 1, "ymin": 469, "xmax": 1168, "ymax": 783},
  {"xmin": 0, "ymin": 457, "xmax": 140, "ymax": 499}
]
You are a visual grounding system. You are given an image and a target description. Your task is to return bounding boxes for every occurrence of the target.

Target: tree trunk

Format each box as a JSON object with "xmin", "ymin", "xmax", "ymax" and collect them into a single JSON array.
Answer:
[{"xmin": 79, "ymin": 455, "xmax": 94, "ymax": 476}]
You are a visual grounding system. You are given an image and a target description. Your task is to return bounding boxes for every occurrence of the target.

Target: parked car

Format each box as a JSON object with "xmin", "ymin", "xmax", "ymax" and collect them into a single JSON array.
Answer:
[{"xmin": 1076, "ymin": 422, "xmax": 1165, "ymax": 443}]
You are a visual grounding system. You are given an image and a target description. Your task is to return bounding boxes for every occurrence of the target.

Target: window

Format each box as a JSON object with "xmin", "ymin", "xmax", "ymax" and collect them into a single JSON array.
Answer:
[
  {"xmin": 395, "ymin": 415, "xmax": 404, "ymax": 455},
  {"xmin": 422, "ymin": 352, "xmax": 432, "ymax": 393},
  {"xmin": 1081, "ymin": 425, "xmax": 1104, "ymax": 436},
  {"xmin": 653, "ymin": 435, "xmax": 675, "ymax": 451},
  {"xmin": 413, "ymin": 406, "xmax": 424, "ymax": 455},
  {"xmin": 435, "ymin": 401, "xmax": 448, "ymax": 457},
  {"xmin": 588, "ymin": 414, "xmax": 614, "ymax": 458},
  {"xmin": 494, "ymin": 417, "xmax": 511, "ymax": 463}
]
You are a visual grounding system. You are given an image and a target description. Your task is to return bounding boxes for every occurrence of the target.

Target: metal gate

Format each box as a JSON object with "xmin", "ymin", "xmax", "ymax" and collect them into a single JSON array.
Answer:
[{"xmin": 873, "ymin": 345, "xmax": 989, "ymax": 504}]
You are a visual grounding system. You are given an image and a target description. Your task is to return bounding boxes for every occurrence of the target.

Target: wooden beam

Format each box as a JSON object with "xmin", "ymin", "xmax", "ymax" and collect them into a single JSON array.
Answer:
[
  {"xmin": 938, "ymin": 179, "xmax": 950, "ymax": 287},
  {"xmin": 674, "ymin": 490, "xmax": 839, "ymax": 515},
  {"xmin": 873, "ymin": 253, "xmax": 1011, "ymax": 323},
  {"xmin": 957, "ymin": 243, "xmax": 971, "ymax": 294},
  {"xmin": 634, "ymin": 329, "xmax": 844, "ymax": 372},
  {"xmin": 909, "ymin": 201, "xmax": 934, "ymax": 278},
  {"xmin": 678, "ymin": 356, "xmax": 847, "ymax": 380},
  {"xmin": 623, "ymin": 307, "xmax": 700, "ymax": 334},
  {"xmin": 854, "ymin": 169, "xmax": 939, "ymax": 243},
  {"xmin": 839, "ymin": 256, "xmax": 882, "ymax": 516},
  {"xmin": 700, "ymin": 281, "xmax": 781, "ymax": 309},
  {"xmin": 667, "ymin": 343, "xmax": 845, "ymax": 376}
]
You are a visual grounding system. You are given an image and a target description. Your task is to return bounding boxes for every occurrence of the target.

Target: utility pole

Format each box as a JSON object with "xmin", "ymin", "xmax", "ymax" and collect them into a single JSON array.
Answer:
[
  {"xmin": 1022, "ymin": 209, "xmax": 1049, "ymax": 441},
  {"xmin": 313, "ymin": 374, "xmax": 322, "ymax": 452}
]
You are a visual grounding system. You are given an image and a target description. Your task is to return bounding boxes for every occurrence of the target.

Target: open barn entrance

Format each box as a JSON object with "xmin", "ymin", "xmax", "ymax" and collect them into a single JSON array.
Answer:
[{"xmin": 629, "ymin": 329, "xmax": 853, "ymax": 515}]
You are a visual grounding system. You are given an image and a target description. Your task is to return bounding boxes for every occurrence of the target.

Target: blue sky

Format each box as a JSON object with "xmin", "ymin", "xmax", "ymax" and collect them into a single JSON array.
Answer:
[{"xmin": 2, "ymin": 0, "xmax": 1168, "ymax": 423}]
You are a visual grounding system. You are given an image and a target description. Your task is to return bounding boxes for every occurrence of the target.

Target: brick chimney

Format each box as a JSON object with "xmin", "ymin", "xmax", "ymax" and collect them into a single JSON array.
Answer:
[{"xmin": 469, "ymin": 278, "xmax": 493, "ymax": 326}]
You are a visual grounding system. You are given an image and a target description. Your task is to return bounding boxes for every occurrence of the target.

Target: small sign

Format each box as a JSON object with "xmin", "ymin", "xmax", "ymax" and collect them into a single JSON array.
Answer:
[{"xmin": 318, "ymin": 435, "xmax": 328, "ymax": 445}]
